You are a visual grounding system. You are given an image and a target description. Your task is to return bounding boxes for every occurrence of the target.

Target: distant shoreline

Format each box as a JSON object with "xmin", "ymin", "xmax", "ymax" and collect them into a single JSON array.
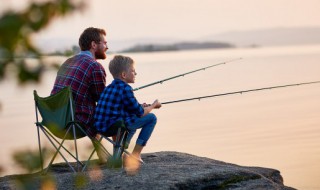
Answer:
[
  {"xmin": 43, "ymin": 41, "xmax": 236, "ymax": 56},
  {"xmin": 120, "ymin": 41, "xmax": 235, "ymax": 53}
]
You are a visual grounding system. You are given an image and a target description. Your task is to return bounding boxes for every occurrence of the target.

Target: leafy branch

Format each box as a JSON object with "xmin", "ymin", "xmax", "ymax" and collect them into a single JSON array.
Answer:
[{"xmin": 0, "ymin": 0, "xmax": 85, "ymax": 84}]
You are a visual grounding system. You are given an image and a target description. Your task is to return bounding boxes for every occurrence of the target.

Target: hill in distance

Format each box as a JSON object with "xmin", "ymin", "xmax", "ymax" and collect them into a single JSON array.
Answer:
[{"xmin": 120, "ymin": 41, "xmax": 234, "ymax": 53}]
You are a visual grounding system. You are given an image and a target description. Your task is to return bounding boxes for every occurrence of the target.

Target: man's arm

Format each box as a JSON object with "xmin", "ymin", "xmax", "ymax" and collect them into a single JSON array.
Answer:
[{"xmin": 91, "ymin": 64, "xmax": 106, "ymax": 101}]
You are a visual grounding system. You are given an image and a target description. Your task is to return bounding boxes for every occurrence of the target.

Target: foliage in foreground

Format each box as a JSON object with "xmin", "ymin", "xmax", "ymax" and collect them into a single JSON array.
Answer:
[{"xmin": 0, "ymin": 0, "xmax": 85, "ymax": 84}]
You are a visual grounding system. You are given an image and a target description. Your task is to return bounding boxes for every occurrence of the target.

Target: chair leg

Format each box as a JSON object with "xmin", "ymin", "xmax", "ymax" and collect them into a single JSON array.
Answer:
[
  {"xmin": 72, "ymin": 124, "xmax": 80, "ymax": 172},
  {"xmin": 41, "ymin": 127, "xmax": 76, "ymax": 174},
  {"xmin": 113, "ymin": 128, "xmax": 122, "ymax": 159},
  {"xmin": 42, "ymin": 127, "xmax": 84, "ymax": 166},
  {"xmin": 107, "ymin": 128, "xmax": 128, "ymax": 169},
  {"xmin": 74, "ymin": 124, "xmax": 112, "ymax": 172},
  {"xmin": 120, "ymin": 131, "xmax": 128, "ymax": 155},
  {"xmin": 36, "ymin": 125, "xmax": 44, "ymax": 173},
  {"xmin": 82, "ymin": 137, "xmax": 113, "ymax": 171},
  {"xmin": 92, "ymin": 128, "xmax": 130, "ymax": 169},
  {"xmin": 81, "ymin": 137, "xmax": 102, "ymax": 172}
]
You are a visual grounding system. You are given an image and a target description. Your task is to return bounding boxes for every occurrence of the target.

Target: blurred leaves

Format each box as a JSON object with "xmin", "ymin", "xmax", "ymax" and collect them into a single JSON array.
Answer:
[
  {"xmin": 15, "ymin": 174, "xmax": 56, "ymax": 190},
  {"xmin": 10, "ymin": 145, "xmax": 99, "ymax": 189},
  {"xmin": 12, "ymin": 147, "xmax": 52, "ymax": 173},
  {"xmin": 0, "ymin": 0, "xmax": 85, "ymax": 84},
  {"xmin": 12, "ymin": 147, "xmax": 57, "ymax": 190},
  {"xmin": 74, "ymin": 173, "xmax": 89, "ymax": 189}
]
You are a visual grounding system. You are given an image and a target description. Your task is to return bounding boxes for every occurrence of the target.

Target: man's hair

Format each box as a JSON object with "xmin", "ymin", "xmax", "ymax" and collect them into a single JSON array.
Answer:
[
  {"xmin": 79, "ymin": 27, "xmax": 106, "ymax": 51},
  {"xmin": 109, "ymin": 55, "xmax": 134, "ymax": 79}
]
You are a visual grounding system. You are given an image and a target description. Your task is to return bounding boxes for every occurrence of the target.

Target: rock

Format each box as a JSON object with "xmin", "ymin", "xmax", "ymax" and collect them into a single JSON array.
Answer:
[{"xmin": 0, "ymin": 151, "xmax": 296, "ymax": 190}]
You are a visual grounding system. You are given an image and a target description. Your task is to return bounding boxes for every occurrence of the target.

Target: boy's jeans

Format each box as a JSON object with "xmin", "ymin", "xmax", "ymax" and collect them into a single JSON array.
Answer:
[{"xmin": 126, "ymin": 113, "xmax": 157, "ymax": 147}]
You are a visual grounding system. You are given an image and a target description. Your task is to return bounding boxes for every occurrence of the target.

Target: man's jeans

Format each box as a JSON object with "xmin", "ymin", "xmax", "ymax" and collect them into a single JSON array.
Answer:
[{"xmin": 126, "ymin": 113, "xmax": 157, "ymax": 146}]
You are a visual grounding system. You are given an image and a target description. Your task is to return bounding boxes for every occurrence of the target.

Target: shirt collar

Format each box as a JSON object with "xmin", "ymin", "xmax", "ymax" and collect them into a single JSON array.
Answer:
[
  {"xmin": 113, "ymin": 78, "xmax": 125, "ymax": 83},
  {"xmin": 113, "ymin": 79, "xmax": 131, "ymax": 86},
  {"xmin": 79, "ymin": 51, "xmax": 94, "ymax": 59}
]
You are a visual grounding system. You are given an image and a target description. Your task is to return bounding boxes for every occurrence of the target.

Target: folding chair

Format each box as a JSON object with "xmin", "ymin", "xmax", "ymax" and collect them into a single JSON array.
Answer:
[
  {"xmin": 96, "ymin": 120, "xmax": 130, "ymax": 168},
  {"xmin": 33, "ymin": 86, "xmax": 129, "ymax": 173},
  {"xmin": 96, "ymin": 122, "xmax": 146, "ymax": 168}
]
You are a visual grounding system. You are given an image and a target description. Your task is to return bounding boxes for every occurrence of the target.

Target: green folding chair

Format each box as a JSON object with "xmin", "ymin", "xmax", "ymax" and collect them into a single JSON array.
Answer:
[
  {"xmin": 96, "ymin": 120, "xmax": 130, "ymax": 168},
  {"xmin": 34, "ymin": 86, "xmax": 108, "ymax": 173},
  {"xmin": 34, "ymin": 86, "xmax": 129, "ymax": 173}
]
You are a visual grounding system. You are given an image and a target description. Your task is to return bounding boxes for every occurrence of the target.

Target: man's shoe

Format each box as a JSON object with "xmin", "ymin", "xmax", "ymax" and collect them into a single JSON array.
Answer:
[{"xmin": 96, "ymin": 146, "xmax": 108, "ymax": 164}]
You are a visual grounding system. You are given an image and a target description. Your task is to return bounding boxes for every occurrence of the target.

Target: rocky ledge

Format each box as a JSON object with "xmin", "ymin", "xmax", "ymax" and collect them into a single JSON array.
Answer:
[{"xmin": 0, "ymin": 151, "xmax": 296, "ymax": 189}]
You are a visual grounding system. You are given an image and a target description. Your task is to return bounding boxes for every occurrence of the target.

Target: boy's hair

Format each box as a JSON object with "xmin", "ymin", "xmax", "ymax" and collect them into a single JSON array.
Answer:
[
  {"xmin": 109, "ymin": 55, "xmax": 134, "ymax": 78},
  {"xmin": 79, "ymin": 27, "xmax": 106, "ymax": 51}
]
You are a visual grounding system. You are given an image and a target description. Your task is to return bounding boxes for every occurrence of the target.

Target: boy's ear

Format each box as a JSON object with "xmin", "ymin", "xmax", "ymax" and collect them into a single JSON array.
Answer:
[{"xmin": 121, "ymin": 71, "xmax": 126, "ymax": 79}]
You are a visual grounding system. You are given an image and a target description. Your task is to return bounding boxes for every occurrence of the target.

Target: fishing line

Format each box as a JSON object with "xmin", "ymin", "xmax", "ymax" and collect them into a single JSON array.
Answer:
[
  {"xmin": 162, "ymin": 80, "xmax": 320, "ymax": 105},
  {"xmin": 133, "ymin": 57, "xmax": 242, "ymax": 91}
]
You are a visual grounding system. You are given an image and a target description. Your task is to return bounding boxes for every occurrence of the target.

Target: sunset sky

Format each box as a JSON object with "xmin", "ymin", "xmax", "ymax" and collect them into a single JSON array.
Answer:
[{"xmin": 1, "ymin": 0, "xmax": 320, "ymax": 49}]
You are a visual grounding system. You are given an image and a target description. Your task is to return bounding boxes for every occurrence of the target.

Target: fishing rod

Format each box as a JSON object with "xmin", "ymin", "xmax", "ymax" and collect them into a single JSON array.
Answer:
[
  {"xmin": 133, "ymin": 57, "xmax": 242, "ymax": 91},
  {"xmin": 162, "ymin": 80, "xmax": 320, "ymax": 105}
]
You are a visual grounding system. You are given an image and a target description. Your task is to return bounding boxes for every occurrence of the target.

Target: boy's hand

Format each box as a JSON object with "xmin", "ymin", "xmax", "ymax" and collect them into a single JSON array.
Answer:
[
  {"xmin": 141, "ymin": 100, "xmax": 161, "ymax": 116},
  {"xmin": 142, "ymin": 103, "xmax": 151, "ymax": 107},
  {"xmin": 152, "ymin": 99, "xmax": 162, "ymax": 109}
]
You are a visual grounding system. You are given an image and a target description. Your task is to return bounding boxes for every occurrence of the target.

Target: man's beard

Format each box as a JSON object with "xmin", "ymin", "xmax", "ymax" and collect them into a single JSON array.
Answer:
[{"xmin": 95, "ymin": 48, "xmax": 106, "ymax": 59}]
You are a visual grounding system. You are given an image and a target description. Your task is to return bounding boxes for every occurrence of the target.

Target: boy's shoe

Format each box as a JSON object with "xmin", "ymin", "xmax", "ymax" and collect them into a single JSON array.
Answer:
[
  {"xmin": 123, "ymin": 154, "xmax": 144, "ymax": 175},
  {"xmin": 124, "ymin": 156, "xmax": 140, "ymax": 175}
]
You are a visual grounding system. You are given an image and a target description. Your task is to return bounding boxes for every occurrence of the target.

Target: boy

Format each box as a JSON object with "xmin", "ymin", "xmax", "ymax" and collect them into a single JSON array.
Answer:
[{"xmin": 94, "ymin": 55, "xmax": 161, "ymax": 173}]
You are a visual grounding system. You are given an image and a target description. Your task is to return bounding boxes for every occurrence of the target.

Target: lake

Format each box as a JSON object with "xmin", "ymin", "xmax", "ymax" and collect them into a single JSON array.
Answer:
[{"xmin": 0, "ymin": 45, "xmax": 320, "ymax": 189}]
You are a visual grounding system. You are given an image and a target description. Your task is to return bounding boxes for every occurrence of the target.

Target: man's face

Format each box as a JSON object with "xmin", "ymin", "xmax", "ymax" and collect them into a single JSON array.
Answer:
[{"xmin": 95, "ymin": 35, "xmax": 108, "ymax": 59}]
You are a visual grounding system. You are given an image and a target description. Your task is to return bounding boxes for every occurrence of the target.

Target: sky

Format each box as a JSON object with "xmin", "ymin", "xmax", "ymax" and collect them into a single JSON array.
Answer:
[{"xmin": 1, "ymin": 0, "xmax": 320, "ymax": 51}]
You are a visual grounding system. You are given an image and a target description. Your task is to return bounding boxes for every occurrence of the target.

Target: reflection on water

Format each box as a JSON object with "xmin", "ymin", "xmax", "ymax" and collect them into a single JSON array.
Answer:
[{"xmin": 1, "ymin": 45, "xmax": 320, "ymax": 189}]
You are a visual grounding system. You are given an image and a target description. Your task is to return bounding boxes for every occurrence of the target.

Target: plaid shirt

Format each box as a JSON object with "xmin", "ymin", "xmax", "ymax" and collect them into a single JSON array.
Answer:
[
  {"xmin": 94, "ymin": 79, "xmax": 144, "ymax": 133},
  {"xmin": 51, "ymin": 51, "xmax": 106, "ymax": 129}
]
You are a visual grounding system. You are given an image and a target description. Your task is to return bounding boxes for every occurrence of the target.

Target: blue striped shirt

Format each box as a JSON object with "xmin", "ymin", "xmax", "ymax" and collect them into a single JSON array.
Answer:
[{"xmin": 94, "ymin": 79, "xmax": 144, "ymax": 132}]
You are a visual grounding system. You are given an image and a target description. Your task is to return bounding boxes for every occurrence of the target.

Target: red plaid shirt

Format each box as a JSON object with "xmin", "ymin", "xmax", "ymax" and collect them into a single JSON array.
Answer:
[{"xmin": 51, "ymin": 51, "xmax": 106, "ymax": 130}]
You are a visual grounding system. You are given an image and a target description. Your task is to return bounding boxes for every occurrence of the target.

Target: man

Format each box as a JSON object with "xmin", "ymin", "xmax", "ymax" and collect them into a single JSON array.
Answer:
[{"xmin": 51, "ymin": 27, "xmax": 108, "ymax": 162}]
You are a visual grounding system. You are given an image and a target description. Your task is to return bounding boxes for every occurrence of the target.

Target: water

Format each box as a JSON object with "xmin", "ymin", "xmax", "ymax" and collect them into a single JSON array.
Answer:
[{"xmin": 1, "ymin": 45, "xmax": 320, "ymax": 189}]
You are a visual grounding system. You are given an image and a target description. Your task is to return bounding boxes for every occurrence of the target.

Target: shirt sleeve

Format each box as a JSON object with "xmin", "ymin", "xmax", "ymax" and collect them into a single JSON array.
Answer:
[
  {"xmin": 122, "ymin": 85, "xmax": 144, "ymax": 117},
  {"xmin": 90, "ymin": 62, "xmax": 106, "ymax": 101}
]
